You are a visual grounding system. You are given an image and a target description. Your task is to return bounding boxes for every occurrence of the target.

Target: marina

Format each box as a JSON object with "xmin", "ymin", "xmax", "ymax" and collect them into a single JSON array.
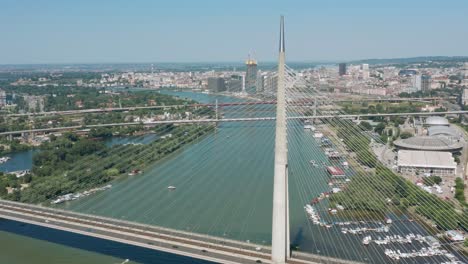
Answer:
[
  {"xmin": 51, "ymin": 185, "xmax": 112, "ymax": 205},
  {"xmin": 303, "ymin": 126, "xmax": 467, "ymax": 263},
  {"xmin": 324, "ymin": 148, "xmax": 341, "ymax": 159},
  {"xmin": 384, "ymin": 247, "xmax": 457, "ymax": 261}
]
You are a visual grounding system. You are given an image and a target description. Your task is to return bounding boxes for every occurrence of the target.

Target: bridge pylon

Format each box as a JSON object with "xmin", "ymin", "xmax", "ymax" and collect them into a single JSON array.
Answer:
[{"xmin": 271, "ymin": 15, "xmax": 290, "ymax": 264}]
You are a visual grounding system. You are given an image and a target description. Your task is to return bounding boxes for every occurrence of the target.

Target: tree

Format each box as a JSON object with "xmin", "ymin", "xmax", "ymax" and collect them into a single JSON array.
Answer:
[
  {"xmin": 22, "ymin": 174, "xmax": 32, "ymax": 184},
  {"xmin": 105, "ymin": 168, "xmax": 119, "ymax": 177},
  {"xmin": 387, "ymin": 129, "xmax": 393, "ymax": 137},
  {"xmin": 399, "ymin": 92, "xmax": 411, "ymax": 98},
  {"xmin": 433, "ymin": 210, "xmax": 459, "ymax": 230},
  {"xmin": 0, "ymin": 181, "xmax": 7, "ymax": 196},
  {"xmin": 49, "ymin": 134, "xmax": 57, "ymax": 141},
  {"xmin": 380, "ymin": 134, "xmax": 388, "ymax": 143},
  {"xmin": 360, "ymin": 121, "xmax": 372, "ymax": 131},
  {"xmin": 89, "ymin": 127, "xmax": 113, "ymax": 138},
  {"xmin": 374, "ymin": 123, "xmax": 386, "ymax": 135},
  {"xmin": 399, "ymin": 198, "xmax": 410, "ymax": 210},
  {"xmin": 400, "ymin": 131, "xmax": 413, "ymax": 139},
  {"xmin": 356, "ymin": 150, "xmax": 377, "ymax": 168},
  {"xmin": 376, "ymin": 104, "xmax": 384, "ymax": 113},
  {"xmin": 423, "ymin": 176, "xmax": 442, "ymax": 186},
  {"xmin": 434, "ymin": 107, "xmax": 446, "ymax": 112}
]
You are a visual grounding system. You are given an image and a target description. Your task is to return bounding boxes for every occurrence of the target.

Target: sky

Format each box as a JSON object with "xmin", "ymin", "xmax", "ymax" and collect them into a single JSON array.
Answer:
[{"xmin": 1, "ymin": 0, "xmax": 468, "ymax": 64}]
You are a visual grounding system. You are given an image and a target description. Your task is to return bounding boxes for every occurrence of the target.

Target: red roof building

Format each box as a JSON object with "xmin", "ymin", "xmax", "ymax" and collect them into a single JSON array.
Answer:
[{"xmin": 326, "ymin": 166, "xmax": 345, "ymax": 178}]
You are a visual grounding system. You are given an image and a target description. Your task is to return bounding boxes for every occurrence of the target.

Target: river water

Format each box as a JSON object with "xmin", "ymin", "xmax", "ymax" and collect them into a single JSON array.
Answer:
[
  {"xmin": 0, "ymin": 149, "xmax": 37, "ymax": 173},
  {"xmin": 0, "ymin": 90, "xmax": 461, "ymax": 263}
]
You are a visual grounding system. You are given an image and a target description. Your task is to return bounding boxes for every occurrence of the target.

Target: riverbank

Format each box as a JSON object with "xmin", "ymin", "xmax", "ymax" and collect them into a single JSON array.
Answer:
[
  {"xmin": 0, "ymin": 123, "xmax": 215, "ymax": 204},
  {"xmin": 323, "ymin": 120, "xmax": 467, "ymax": 250}
]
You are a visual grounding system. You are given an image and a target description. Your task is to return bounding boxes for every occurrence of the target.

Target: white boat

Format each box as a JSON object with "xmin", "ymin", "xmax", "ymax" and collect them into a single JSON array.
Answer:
[
  {"xmin": 304, "ymin": 204, "xmax": 321, "ymax": 224},
  {"xmin": 0, "ymin": 157, "xmax": 11, "ymax": 164},
  {"xmin": 309, "ymin": 160, "xmax": 318, "ymax": 167},
  {"xmin": 304, "ymin": 125, "xmax": 315, "ymax": 131},
  {"xmin": 362, "ymin": 236, "xmax": 372, "ymax": 245},
  {"xmin": 167, "ymin": 186, "xmax": 176, "ymax": 190},
  {"xmin": 313, "ymin": 132, "xmax": 323, "ymax": 138}
]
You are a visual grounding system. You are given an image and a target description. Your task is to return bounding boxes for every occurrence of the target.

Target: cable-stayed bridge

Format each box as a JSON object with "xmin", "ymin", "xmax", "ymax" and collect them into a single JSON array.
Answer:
[
  {"xmin": 1, "ymin": 17, "xmax": 467, "ymax": 264},
  {"xmin": 2, "ymin": 97, "xmax": 455, "ymax": 118},
  {"xmin": 0, "ymin": 200, "xmax": 359, "ymax": 264},
  {"xmin": 3, "ymin": 111, "xmax": 468, "ymax": 136}
]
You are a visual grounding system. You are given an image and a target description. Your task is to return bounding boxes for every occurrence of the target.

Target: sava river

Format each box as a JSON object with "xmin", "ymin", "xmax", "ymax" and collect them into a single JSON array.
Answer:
[{"xmin": 0, "ymin": 90, "xmax": 454, "ymax": 264}]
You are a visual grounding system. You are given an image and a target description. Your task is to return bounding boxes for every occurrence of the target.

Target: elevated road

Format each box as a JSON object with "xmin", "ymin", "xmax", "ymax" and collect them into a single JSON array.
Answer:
[
  {"xmin": 2, "ymin": 110, "xmax": 468, "ymax": 136},
  {"xmin": 2, "ymin": 97, "xmax": 454, "ymax": 118},
  {"xmin": 0, "ymin": 199, "xmax": 360, "ymax": 264}
]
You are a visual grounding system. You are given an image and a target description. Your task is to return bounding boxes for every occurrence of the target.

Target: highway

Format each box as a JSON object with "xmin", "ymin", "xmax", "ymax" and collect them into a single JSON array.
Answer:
[{"xmin": 0, "ymin": 199, "xmax": 360, "ymax": 264}]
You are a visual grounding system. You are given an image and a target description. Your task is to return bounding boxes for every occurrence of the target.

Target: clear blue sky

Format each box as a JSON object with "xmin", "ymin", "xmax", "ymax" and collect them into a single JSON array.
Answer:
[{"xmin": 1, "ymin": 0, "xmax": 467, "ymax": 64}]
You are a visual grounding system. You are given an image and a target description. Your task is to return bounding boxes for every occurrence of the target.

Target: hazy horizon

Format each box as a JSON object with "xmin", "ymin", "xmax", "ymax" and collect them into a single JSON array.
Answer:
[{"xmin": 1, "ymin": 0, "xmax": 467, "ymax": 64}]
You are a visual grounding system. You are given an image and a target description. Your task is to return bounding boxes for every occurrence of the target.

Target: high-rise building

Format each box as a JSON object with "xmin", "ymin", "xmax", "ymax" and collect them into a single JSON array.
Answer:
[
  {"xmin": 245, "ymin": 56, "xmax": 258, "ymax": 94},
  {"xmin": 339, "ymin": 63, "xmax": 347, "ymax": 76},
  {"xmin": 256, "ymin": 72, "xmax": 265, "ymax": 93},
  {"xmin": 227, "ymin": 75, "xmax": 243, "ymax": 93},
  {"xmin": 0, "ymin": 89, "xmax": 6, "ymax": 108},
  {"xmin": 462, "ymin": 88, "xmax": 468, "ymax": 105},
  {"xmin": 463, "ymin": 62, "xmax": 468, "ymax": 79},
  {"xmin": 421, "ymin": 75, "xmax": 431, "ymax": 92},
  {"xmin": 264, "ymin": 74, "xmax": 278, "ymax": 95},
  {"xmin": 207, "ymin": 77, "xmax": 226, "ymax": 93},
  {"xmin": 413, "ymin": 75, "xmax": 422, "ymax": 91},
  {"xmin": 361, "ymin": 64, "xmax": 370, "ymax": 79}
]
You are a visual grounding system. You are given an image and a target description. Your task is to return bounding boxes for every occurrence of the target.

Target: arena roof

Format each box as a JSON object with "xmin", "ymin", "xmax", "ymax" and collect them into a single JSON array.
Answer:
[
  {"xmin": 425, "ymin": 116, "xmax": 449, "ymax": 126},
  {"xmin": 397, "ymin": 150, "xmax": 456, "ymax": 170},
  {"xmin": 394, "ymin": 136, "xmax": 464, "ymax": 152},
  {"xmin": 427, "ymin": 126, "xmax": 459, "ymax": 137}
]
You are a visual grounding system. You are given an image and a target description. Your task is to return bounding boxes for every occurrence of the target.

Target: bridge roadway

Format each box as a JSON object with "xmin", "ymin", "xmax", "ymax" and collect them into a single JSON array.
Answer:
[
  {"xmin": 0, "ymin": 199, "xmax": 361, "ymax": 264},
  {"xmin": 2, "ymin": 97, "xmax": 453, "ymax": 118},
  {"xmin": 2, "ymin": 110, "xmax": 468, "ymax": 136}
]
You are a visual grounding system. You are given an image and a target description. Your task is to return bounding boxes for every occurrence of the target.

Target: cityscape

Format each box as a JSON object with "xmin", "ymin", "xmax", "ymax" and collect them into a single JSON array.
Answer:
[{"xmin": 1, "ymin": 1, "xmax": 468, "ymax": 264}]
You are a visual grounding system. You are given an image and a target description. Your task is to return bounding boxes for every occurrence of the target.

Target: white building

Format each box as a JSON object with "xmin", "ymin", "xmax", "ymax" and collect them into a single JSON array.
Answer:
[
  {"xmin": 413, "ymin": 75, "xmax": 422, "ymax": 91},
  {"xmin": 463, "ymin": 88, "xmax": 468, "ymax": 105},
  {"xmin": 397, "ymin": 150, "xmax": 457, "ymax": 176},
  {"xmin": 361, "ymin": 64, "xmax": 370, "ymax": 79}
]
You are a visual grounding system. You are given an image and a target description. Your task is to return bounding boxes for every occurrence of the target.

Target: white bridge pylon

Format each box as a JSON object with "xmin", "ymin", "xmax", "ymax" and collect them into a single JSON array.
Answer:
[{"xmin": 271, "ymin": 15, "xmax": 290, "ymax": 264}]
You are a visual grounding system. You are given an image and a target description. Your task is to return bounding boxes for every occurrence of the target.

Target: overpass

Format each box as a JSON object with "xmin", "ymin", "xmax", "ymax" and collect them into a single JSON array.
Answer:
[
  {"xmin": 0, "ymin": 199, "xmax": 359, "ymax": 264},
  {"xmin": 2, "ymin": 110, "xmax": 468, "ymax": 136}
]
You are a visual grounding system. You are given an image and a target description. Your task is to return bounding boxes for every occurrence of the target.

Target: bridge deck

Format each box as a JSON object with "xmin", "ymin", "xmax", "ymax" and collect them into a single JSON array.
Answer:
[
  {"xmin": 0, "ymin": 200, "xmax": 360, "ymax": 264},
  {"xmin": 2, "ymin": 110, "xmax": 468, "ymax": 136}
]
